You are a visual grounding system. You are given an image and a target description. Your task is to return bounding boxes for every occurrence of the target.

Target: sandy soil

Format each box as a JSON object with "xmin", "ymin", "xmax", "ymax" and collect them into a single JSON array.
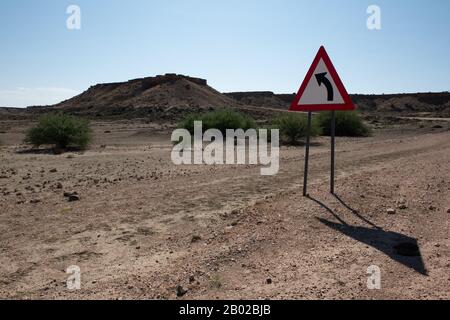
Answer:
[{"xmin": 0, "ymin": 120, "xmax": 449, "ymax": 300}]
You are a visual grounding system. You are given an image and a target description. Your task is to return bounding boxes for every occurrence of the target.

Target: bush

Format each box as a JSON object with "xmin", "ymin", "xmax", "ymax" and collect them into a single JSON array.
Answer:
[
  {"xmin": 316, "ymin": 111, "xmax": 371, "ymax": 137},
  {"xmin": 272, "ymin": 113, "xmax": 321, "ymax": 145},
  {"xmin": 178, "ymin": 109, "xmax": 256, "ymax": 135},
  {"xmin": 25, "ymin": 113, "xmax": 92, "ymax": 149}
]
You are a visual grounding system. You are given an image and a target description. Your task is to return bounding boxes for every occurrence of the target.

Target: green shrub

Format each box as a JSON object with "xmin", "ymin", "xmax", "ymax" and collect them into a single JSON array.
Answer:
[
  {"xmin": 272, "ymin": 113, "xmax": 321, "ymax": 145},
  {"xmin": 178, "ymin": 109, "xmax": 256, "ymax": 135},
  {"xmin": 25, "ymin": 113, "xmax": 92, "ymax": 149},
  {"xmin": 316, "ymin": 111, "xmax": 371, "ymax": 137}
]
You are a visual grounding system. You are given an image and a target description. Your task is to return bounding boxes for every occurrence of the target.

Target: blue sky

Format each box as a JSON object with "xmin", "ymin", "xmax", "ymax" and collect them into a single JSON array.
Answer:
[{"xmin": 0, "ymin": 0, "xmax": 449, "ymax": 107}]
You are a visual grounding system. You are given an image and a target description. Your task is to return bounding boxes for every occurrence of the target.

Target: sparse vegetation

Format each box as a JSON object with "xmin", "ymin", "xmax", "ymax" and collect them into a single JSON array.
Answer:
[
  {"xmin": 272, "ymin": 113, "xmax": 321, "ymax": 145},
  {"xmin": 178, "ymin": 109, "xmax": 256, "ymax": 135},
  {"xmin": 25, "ymin": 113, "xmax": 92, "ymax": 150},
  {"xmin": 210, "ymin": 274, "xmax": 222, "ymax": 289},
  {"xmin": 316, "ymin": 111, "xmax": 371, "ymax": 137}
]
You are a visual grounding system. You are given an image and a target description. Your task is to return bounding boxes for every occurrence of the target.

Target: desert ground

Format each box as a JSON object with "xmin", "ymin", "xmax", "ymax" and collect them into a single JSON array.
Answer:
[{"xmin": 0, "ymin": 118, "xmax": 449, "ymax": 300}]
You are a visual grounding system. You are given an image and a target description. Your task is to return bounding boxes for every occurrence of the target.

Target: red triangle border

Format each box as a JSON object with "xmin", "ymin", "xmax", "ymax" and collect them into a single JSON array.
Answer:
[{"xmin": 290, "ymin": 46, "xmax": 355, "ymax": 112}]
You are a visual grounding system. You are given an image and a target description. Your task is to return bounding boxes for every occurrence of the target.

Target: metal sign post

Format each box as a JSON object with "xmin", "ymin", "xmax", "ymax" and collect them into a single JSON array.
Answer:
[
  {"xmin": 290, "ymin": 46, "xmax": 355, "ymax": 196},
  {"xmin": 330, "ymin": 111, "xmax": 336, "ymax": 194},
  {"xmin": 303, "ymin": 112, "xmax": 312, "ymax": 196}
]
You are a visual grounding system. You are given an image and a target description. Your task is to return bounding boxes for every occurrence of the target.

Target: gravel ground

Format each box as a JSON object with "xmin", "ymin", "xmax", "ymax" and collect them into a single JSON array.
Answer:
[{"xmin": 0, "ymin": 120, "xmax": 449, "ymax": 299}]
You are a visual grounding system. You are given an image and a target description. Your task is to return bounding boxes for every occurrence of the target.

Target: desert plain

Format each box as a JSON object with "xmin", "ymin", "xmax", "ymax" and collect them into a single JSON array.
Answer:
[{"xmin": 0, "ymin": 114, "xmax": 449, "ymax": 300}]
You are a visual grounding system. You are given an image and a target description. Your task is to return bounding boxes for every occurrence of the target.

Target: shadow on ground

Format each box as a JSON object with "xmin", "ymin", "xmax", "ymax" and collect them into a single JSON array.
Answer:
[
  {"xmin": 282, "ymin": 141, "xmax": 323, "ymax": 147},
  {"xmin": 15, "ymin": 147, "xmax": 84, "ymax": 155},
  {"xmin": 307, "ymin": 194, "xmax": 428, "ymax": 275}
]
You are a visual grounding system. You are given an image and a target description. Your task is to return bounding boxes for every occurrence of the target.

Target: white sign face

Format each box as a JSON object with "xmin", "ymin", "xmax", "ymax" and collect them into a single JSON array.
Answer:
[{"xmin": 297, "ymin": 58, "xmax": 344, "ymax": 105}]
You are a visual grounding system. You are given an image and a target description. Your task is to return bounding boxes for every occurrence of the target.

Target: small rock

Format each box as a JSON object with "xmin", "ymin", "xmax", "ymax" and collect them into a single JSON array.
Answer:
[
  {"xmin": 49, "ymin": 168, "xmax": 57, "ymax": 173},
  {"xmin": 398, "ymin": 204, "xmax": 408, "ymax": 210},
  {"xmin": 266, "ymin": 278, "xmax": 272, "ymax": 285},
  {"xmin": 68, "ymin": 195, "xmax": 80, "ymax": 202},
  {"xmin": 189, "ymin": 275, "xmax": 195, "ymax": 283},
  {"xmin": 429, "ymin": 205, "xmax": 436, "ymax": 211},
  {"xmin": 447, "ymin": 208, "xmax": 450, "ymax": 214},
  {"xmin": 64, "ymin": 191, "xmax": 77, "ymax": 197},
  {"xmin": 191, "ymin": 235, "xmax": 202, "ymax": 243},
  {"xmin": 387, "ymin": 208, "xmax": 396, "ymax": 215},
  {"xmin": 176, "ymin": 285, "xmax": 188, "ymax": 297},
  {"xmin": 30, "ymin": 199, "xmax": 42, "ymax": 204}
]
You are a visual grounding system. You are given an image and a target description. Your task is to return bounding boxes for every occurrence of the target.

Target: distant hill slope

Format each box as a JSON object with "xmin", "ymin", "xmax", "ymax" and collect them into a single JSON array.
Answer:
[
  {"xmin": 0, "ymin": 107, "xmax": 27, "ymax": 120},
  {"xmin": 224, "ymin": 91, "xmax": 288, "ymax": 110},
  {"xmin": 226, "ymin": 91, "xmax": 450, "ymax": 115},
  {"xmin": 351, "ymin": 93, "xmax": 450, "ymax": 114}
]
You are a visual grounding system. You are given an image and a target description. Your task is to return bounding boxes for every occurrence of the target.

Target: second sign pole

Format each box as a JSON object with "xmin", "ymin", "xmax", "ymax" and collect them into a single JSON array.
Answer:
[
  {"xmin": 303, "ymin": 111, "xmax": 312, "ymax": 197},
  {"xmin": 330, "ymin": 111, "xmax": 336, "ymax": 194}
]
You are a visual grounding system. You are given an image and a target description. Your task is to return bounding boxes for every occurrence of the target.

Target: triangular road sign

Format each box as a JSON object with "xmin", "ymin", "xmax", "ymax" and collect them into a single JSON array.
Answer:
[{"xmin": 290, "ymin": 46, "xmax": 355, "ymax": 112}]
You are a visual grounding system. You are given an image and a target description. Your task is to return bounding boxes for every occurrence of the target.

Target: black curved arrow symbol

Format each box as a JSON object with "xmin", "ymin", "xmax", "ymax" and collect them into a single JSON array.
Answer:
[{"xmin": 315, "ymin": 72, "xmax": 334, "ymax": 101}]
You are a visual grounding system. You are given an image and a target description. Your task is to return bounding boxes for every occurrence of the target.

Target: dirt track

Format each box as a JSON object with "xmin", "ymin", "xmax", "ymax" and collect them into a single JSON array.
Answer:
[{"xmin": 0, "ymin": 121, "xmax": 449, "ymax": 299}]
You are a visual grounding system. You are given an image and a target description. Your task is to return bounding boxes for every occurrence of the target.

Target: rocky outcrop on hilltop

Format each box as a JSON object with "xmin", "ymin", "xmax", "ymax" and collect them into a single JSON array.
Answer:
[{"xmin": 33, "ymin": 74, "xmax": 241, "ymax": 119}]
